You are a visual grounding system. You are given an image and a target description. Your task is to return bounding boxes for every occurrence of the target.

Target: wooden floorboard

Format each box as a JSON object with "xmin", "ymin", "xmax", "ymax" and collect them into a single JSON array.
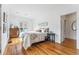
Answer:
[
  {"xmin": 25, "ymin": 41, "xmax": 79, "ymax": 55},
  {"xmin": 61, "ymin": 38, "xmax": 76, "ymax": 49},
  {"xmin": 4, "ymin": 38, "xmax": 79, "ymax": 55}
]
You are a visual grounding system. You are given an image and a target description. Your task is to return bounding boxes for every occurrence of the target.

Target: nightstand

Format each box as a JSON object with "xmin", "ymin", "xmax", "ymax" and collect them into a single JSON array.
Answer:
[{"xmin": 47, "ymin": 33, "xmax": 55, "ymax": 43}]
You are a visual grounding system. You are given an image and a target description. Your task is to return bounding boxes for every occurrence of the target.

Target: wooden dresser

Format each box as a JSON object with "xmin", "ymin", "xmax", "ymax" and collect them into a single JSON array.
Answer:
[
  {"xmin": 5, "ymin": 28, "xmax": 23, "ymax": 55},
  {"xmin": 10, "ymin": 28, "xmax": 19, "ymax": 38}
]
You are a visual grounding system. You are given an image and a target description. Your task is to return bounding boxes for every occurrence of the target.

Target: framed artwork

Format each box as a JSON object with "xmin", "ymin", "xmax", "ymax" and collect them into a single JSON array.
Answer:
[
  {"xmin": 3, "ymin": 12, "xmax": 7, "ymax": 33},
  {"xmin": 3, "ymin": 12, "xmax": 7, "ymax": 23},
  {"xmin": 38, "ymin": 22, "xmax": 48, "ymax": 27}
]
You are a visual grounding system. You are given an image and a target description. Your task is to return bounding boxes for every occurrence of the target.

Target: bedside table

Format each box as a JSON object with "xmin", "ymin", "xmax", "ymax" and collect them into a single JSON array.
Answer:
[{"xmin": 47, "ymin": 33, "xmax": 55, "ymax": 43}]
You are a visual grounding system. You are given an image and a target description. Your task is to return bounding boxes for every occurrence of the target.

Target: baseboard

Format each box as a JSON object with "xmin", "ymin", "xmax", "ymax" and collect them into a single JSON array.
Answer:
[
  {"xmin": 3, "ymin": 39, "xmax": 9, "ymax": 55},
  {"xmin": 3, "ymin": 44, "xmax": 8, "ymax": 55},
  {"xmin": 65, "ymin": 38, "xmax": 76, "ymax": 40}
]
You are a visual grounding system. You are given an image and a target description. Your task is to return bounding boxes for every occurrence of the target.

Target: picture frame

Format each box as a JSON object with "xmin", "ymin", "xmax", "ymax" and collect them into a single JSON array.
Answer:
[
  {"xmin": 3, "ymin": 12, "xmax": 7, "ymax": 23},
  {"xmin": 3, "ymin": 12, "xmax": 7, "ymax": 33}
]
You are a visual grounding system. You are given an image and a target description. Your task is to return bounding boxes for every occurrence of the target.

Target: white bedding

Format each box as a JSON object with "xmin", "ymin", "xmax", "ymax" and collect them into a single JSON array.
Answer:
[{"xmin": 20, "ymin": 31, "xmax": 47, "ymax": 49}]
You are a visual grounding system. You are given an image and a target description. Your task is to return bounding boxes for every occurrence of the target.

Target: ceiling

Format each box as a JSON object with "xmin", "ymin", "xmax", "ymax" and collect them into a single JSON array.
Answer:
[{"xmin": 2, "ymin": 4, "xmax": 79, "ymax": 19}]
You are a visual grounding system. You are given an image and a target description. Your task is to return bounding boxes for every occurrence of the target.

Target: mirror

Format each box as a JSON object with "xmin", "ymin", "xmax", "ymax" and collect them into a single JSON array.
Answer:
[{"xmin": 71, "ymin": 20, "xmax": 76, "ymax": 31}]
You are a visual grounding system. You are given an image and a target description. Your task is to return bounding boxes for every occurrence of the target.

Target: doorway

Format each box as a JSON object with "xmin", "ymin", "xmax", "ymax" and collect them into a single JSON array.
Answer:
[{"xmin": 61, "ymin": 12, "xmax": 77, "ymax": 49}]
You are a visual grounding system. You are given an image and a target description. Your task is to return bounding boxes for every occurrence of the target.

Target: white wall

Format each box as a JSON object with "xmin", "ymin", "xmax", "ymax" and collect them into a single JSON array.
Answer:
[
  {"xmin": 8, "ymin": 14, "xmax": 33, "ymax": 30},
  {"xmin": 1, "ymin": 5, "xmax": 10, "ymax": 54},
  {"xmin": 33, "ymin": 12, "xmax": 61, "ymax": 43}
]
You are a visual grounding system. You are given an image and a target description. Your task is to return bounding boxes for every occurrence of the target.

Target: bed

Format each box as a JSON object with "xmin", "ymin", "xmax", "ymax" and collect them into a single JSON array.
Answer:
[{"xmin": 19, "ymin": 31, "xmax": 47, "ymax": 49}]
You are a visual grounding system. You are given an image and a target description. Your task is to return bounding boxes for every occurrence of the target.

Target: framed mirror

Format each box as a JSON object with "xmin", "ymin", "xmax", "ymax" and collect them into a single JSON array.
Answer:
[{"xmin": 71, "ymin": 20, "xmax": 76, "ymax": 31}]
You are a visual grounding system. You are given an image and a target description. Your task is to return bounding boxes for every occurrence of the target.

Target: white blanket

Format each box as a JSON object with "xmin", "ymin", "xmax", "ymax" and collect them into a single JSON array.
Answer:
[{"xmin": 20, "ymin": 31, "xmax": 47, "ymax": 49}]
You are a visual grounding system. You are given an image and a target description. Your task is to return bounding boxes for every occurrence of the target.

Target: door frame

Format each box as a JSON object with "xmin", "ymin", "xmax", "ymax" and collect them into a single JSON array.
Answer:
[{"xmin": 60, "ymin": 12, "xmax": 77, "ymax": 49}]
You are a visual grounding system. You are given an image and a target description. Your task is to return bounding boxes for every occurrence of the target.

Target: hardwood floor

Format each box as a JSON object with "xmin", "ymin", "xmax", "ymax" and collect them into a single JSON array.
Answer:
[
  {"xmin": 61, "ymin": 38, "xmax": 76, "ymax": 49},
  {"xmin": 25, "ymin": 41, "xmax": 79, "ymax": 55},
  {"xmin": 4, "ymin": 38, "xmax": 23, "ymax": 55},
  {"xmin": 4, "ymin": 38, "xmax": 79, "ymax": 55}
]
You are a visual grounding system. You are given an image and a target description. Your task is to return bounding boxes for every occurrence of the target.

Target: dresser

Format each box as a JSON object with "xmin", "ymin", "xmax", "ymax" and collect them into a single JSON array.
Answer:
[
  {"xmin": 10, "ymin": 28, "xmax": 19, "ymax": 38},
  {"xmin": 8, "ymin": 28, "xmax": 23, "ymax": 54}
]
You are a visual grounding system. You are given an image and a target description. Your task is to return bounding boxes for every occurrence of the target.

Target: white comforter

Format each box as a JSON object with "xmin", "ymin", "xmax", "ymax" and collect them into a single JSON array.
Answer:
[{"xmin": 19, "ymin": 31, "xmax": 47, "ymax": 49}]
